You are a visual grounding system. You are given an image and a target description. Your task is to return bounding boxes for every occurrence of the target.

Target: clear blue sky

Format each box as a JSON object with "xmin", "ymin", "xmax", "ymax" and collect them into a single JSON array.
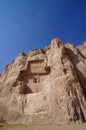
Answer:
[{"xmin": 0, "ymin": 0, "xmax": 86, "ymax": 73}]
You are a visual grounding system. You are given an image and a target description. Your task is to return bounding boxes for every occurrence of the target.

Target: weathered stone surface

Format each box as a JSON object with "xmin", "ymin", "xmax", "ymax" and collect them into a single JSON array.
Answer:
[
  {"xmin": 0, "ymin": 38, "xmax": 86, "ymax": 124},
  {"xmin": 65, "ymin": 43, "xmax": 86, "ymax": 97},
  {"xmin": 77, "ymin": 42, "xmax": 86, "ymax": 58}
]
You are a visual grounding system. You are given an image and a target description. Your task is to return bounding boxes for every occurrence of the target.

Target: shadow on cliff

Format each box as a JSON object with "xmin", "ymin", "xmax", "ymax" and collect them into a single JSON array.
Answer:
[
  {"xmin": 65, "ymin": 47, "xmax": 85, "ymax": 65},
  {"xmin": 19, "ymin": 84, "xmax": 33, "ymax": 94},
  {"xmin": 65, "ymin": 47, "xmax": 86, "ymax": 98},
  {"xmin": 72, "ymin": 98, "xmax": 85, "ymax": 122},
  {"xmin": 25, "ymin": 85, "xmax": 33, "ymax": 94},
  {"xmin": 75, "ymin": 68, "xmax": 86, "ymax": 97}
]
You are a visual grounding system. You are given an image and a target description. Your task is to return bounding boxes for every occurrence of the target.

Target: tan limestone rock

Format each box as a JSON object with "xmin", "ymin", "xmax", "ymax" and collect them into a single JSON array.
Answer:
[{"xmin": 0, "ymin": 38, "xmax": 86, "ymax": 124}]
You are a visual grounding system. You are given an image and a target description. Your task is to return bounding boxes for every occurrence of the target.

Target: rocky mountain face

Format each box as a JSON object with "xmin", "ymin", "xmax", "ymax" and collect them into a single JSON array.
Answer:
[{"xmin": 0, "ymin": 38, "xmax": 86, "ymax": 124}]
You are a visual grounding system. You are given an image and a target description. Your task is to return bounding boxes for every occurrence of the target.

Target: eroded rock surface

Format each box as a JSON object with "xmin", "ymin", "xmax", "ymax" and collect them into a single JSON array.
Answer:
[{"xmin": 0, "ymin": 38, "xmax": 86, "ymax": 124}]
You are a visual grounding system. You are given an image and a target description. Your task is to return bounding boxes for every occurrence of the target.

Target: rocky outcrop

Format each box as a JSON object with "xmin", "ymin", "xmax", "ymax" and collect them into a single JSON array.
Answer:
[
  {"xmin": 0, "ymin": 38, "xmax": 86, "ymax": 124},
  {"xmin": 77, "ymin": 42, "xmax": 86, "ymax": 58}
]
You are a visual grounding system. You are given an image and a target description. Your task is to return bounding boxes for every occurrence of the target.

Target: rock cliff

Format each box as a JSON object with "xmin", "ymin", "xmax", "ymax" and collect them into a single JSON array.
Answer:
[{"xmin": 0, "ymin": 38, "xmax": 86, "ymax": 124}]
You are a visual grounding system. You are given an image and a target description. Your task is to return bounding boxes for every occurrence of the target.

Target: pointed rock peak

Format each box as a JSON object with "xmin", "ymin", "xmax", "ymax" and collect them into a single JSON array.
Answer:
[
  {"xmin": 51, "ymin": 38, "xmax": 62, "ymax": 46},
  {"xmin": 15, "ymin": 52, "xmax": 27, "ymax": 63},
  {"xmin": 83, "ymin": 41, "xmax": 86, "ymax": 47},
  {"xmin": 18, "ymin": 52, "xmax": 26, "ymax": 57}
]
